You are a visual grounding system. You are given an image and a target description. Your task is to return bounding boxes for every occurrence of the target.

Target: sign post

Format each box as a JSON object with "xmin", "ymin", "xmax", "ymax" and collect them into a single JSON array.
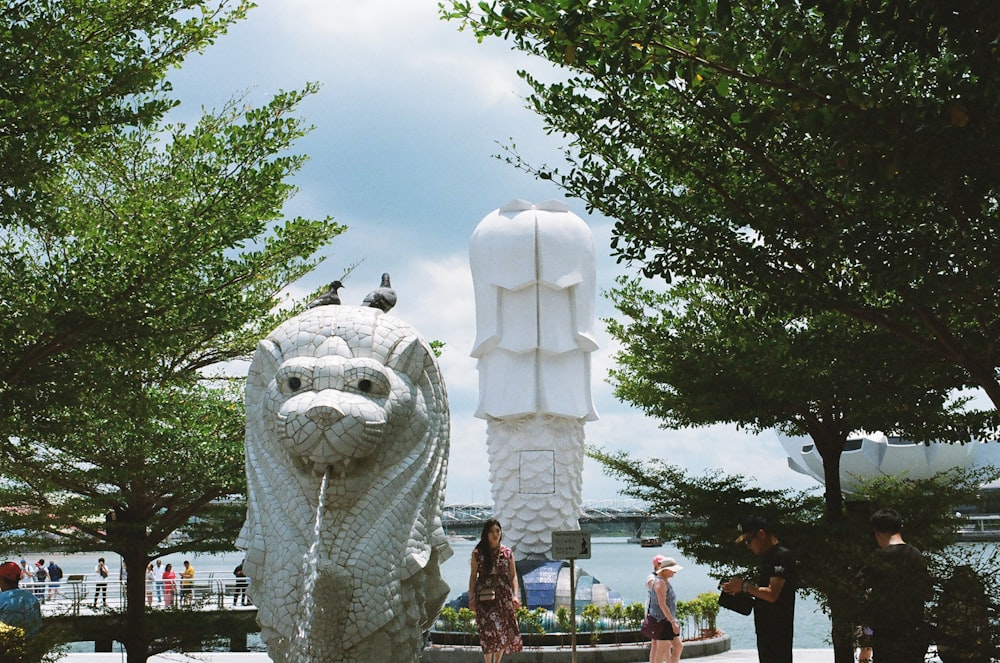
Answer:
[{"xmin": 551, "ymin": 531, "xmax": 591, "ymax": 663}]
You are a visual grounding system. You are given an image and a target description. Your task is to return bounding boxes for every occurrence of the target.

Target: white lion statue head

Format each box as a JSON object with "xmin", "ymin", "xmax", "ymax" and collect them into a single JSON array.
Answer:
[{"xmin": 237, "ymin": 305, "xmax": 451, "ymax": 663}]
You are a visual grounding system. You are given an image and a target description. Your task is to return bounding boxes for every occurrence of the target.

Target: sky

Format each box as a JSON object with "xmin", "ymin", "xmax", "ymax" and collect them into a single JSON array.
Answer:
[{"xmin": 166, "ymin": 0, "xmax": 822, "ymax": 504}]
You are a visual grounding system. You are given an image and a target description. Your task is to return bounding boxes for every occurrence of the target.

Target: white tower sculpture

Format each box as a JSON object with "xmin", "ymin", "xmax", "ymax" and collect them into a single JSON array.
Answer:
[{"xmin": 469, "ymin": 199, "xmax": 598, "ymax": 559}]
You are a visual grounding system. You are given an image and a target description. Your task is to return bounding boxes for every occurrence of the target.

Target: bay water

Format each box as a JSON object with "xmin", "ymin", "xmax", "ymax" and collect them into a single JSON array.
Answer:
[
  {"xmin": 441, "ymin": 536, "xmax": 833, "ymax": 649},
  {"xmin": 29, "ymin": 536, "xmax": 834, "ymax": 651}
]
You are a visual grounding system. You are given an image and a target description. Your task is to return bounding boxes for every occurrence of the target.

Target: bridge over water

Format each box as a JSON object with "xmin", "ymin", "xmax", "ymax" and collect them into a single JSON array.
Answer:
[{"xmin": 442, "ymin": 499, "xmax": 676, "ymax": 540}]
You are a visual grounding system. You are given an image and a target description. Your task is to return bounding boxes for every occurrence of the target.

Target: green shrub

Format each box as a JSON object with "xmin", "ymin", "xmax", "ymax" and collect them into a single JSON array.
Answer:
[
  {"xmin": 457, "ymin": 607, "xmax": 477, "ymax": 636},
  {"xmin": 581, "ymin": 604, "xmax": 603, "ymax": 644},
  {"xmin": 695, "ymin": 592, "xmax": 720, "ymax": 633},
  {"xmin": 555, "ymin": 606, "xmax": 574, "ymax": 633},
  {"xmin": 625, "ymin": 602, "xmax": 645, "ymax": 629},
  {"xmin": 517, "ymin": 606, "xmax": 547, "ymax": 635},
  {"xmin": 437, "ymin": 606, "xmax": 460, "ymax": 632}
]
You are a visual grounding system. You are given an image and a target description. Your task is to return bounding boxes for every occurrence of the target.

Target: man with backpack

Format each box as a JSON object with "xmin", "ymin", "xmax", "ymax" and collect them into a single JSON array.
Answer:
[
  {"xmin": 32, "ymin": 560, "xmax": 47, "ymax": 603},
  {"xmin": 46, "ymin": 559, "xmax": 63, "ymax": 601}
]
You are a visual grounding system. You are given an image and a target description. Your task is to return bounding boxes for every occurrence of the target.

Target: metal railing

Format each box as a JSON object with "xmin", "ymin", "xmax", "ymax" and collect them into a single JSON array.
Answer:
[{"xmin": 34, "ymin": 574, "xmax": 252, "ymax": 616}]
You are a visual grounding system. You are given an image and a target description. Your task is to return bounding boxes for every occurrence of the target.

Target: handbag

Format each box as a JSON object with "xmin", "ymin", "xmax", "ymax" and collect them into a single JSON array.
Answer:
[
  {"xmin": 640, "ymin": 614, "xmax": 661, "ymax": 639},
  {"xmin": 718, "ymin": 588, "xmax": 754, "ymax": 615},
  {"xmin": 476, "ymin": 588, "xmax": 496, "ymax": 602},
  {"xmin": 641, "ymin": 614, "xmax": 676, "ymax": 640}
]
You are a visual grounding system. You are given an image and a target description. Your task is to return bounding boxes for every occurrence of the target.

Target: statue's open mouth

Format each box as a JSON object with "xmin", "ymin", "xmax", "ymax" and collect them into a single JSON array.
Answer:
[{"xmin": 289, "ymin": 450, "xmax": 379, "ymax": 481}]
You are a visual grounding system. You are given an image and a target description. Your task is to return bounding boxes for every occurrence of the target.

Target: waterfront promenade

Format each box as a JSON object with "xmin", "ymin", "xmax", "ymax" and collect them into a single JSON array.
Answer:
[{"xmin": 55, "ymin": 650, "xmax": 839, "ymax": 663}]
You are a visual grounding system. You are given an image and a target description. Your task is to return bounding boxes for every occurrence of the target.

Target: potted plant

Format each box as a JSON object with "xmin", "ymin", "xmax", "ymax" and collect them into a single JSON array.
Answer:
[
  {"xmin": 696, "ymin": 592, "xmax": 721, "ymax": 638},
  {"xmin": 581, "ymin": 604, "xmax": 603, "ymax": 645}
]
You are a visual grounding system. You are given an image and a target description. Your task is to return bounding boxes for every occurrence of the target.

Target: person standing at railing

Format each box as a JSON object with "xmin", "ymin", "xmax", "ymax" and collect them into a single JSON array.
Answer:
[
  {"xmin": 152, "ymin": 559, "xmax": 164, "ymax": 605},
  {"xmin": 32, "ymin": 561, "xmax": 46, "ymax": 604},
  {"xmin": 46, "ymin": 560, "xmax": 63, "ymax": 601},
  {"xmin": 233, "ymin": 561, "xmax": 249, "ymax": 607},
  {"xmin": 162, "ymin": 564, "xmax": 176, "ymax": 608},
  {"xmin": 180, "ymin": 560, "xmax": 195, "ymax": 607},
  {"xmin": 145, "ymin": 564, "xmax": 155, "ymax": 607},
  {"xmin": 93, "ymin": 558, "xmax": 109, "ymax": 607},
  {"xmin": 18, "ymin": 560, "xmax": 32, "ymax": 587}
]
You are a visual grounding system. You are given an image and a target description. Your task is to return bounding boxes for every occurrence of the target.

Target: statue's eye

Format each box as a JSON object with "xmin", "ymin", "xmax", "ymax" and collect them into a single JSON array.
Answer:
[
  {"xmin": 275, "ymin": 364, "xmax": 311, "ymax": 394},
  {"xmin": 344, "ymin": 366, "xmax": 390, "ymax": 397}
]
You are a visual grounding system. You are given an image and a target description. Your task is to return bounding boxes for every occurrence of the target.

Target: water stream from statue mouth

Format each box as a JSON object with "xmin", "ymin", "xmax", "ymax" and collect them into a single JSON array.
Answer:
[{"xmin": 295, "ymin": 465, "xmax": 331, "ymax": 662}]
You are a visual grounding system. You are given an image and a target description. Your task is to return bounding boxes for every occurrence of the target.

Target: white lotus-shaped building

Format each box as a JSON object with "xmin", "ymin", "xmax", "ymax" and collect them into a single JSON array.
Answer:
[{"xmin": 777, "ymin": 431, "xmax": 1000, "ymax": 494}]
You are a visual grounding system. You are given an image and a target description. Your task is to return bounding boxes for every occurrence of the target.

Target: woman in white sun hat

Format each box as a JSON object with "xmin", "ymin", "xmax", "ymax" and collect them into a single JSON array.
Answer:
[{"xmin": 646, "ymin": 554, "xmax": 684, "ymax": 663}]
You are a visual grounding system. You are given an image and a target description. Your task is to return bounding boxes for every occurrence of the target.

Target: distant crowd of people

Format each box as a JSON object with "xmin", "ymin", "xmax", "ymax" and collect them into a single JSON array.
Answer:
[
  {"xmin": 6, "ymin": 558, "xmax": 65, "ymax": 605},
  {"xmin": 0, "ymin": 554, "xmax": 251, "ymax": 632}
]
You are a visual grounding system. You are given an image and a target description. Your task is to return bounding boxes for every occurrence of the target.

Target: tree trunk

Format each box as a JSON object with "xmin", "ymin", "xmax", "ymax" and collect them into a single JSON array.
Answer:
[
  {"xmin": 811, "ymin": 427, "xmax": 847, "ymax": 523},
  {"xmin": 831, "ymin": 610, "xmax": 857, "ymax": 663},
  {"xmin": 120, "ymin": 546, "xmax": 150, "ymax": 663},
  {"xmin": 810, "ymin": 426, "xmax": 855, "ymax": 663}
]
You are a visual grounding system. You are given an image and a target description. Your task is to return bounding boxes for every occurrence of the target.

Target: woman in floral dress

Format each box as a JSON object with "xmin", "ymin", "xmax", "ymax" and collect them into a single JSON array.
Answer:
[{"xmin": 468, "ymin": 519, "xmax": 522, "ymax": 662}]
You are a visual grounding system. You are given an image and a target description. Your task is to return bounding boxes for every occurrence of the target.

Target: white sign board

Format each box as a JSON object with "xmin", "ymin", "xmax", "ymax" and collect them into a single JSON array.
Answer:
[{"xmin": 551, "ymin": 530, "xmax": 591, "ymax": 560}]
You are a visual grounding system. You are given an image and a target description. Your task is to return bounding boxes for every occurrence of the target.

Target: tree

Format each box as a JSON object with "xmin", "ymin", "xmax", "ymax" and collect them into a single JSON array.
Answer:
[
  {"xmin": 589, "ymin": 447, "xmax": 1000, "ymax": 663},
  {"xmin": 607, "ymin": 276, "xmax": 978, "ymax": 521},
  {"xmin": 606, "ymin": 276, "xmax": 986, "ymax": 660},
  {"xmin": 0, "ymin": 86, "xmax": 343, "ymax": 662},
  {"xmin": 442, "ymin": 0, "xmax": 1000, "ymax": 412},
  {"xmin": 1, "ymin": 0, "xmax": 251, "ymax": 223}
]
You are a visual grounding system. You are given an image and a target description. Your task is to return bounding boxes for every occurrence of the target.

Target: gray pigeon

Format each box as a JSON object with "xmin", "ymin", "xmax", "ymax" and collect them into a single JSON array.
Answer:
[
  {"xmin": 307, "ymin": 280, "xmax": 344, "ymax": 308},
  {"xmin": 362, "ymin": 272, "xmax": 396, "ymax": 313}
]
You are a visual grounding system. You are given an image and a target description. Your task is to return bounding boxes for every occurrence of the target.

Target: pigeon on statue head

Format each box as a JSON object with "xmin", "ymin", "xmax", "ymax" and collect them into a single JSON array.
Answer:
[
  {"xmin": 307, "ymin": 280, "xmax": 344, "ymax": 308},
  {"xmin": 362, "ymin": 272, "xmax": 396, "ymax": 313}
]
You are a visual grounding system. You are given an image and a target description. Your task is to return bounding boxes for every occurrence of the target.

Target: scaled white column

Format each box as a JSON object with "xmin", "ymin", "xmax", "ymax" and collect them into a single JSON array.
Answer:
[{"xmin": 469, "ymin": 199, "xmax": 598, "ymax": 559}]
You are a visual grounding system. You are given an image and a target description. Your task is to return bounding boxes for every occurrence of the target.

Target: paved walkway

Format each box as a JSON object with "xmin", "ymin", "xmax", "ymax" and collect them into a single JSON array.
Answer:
[{"xmin": 55, "ymin": 649, "xmax": 837, "ymax": 662}]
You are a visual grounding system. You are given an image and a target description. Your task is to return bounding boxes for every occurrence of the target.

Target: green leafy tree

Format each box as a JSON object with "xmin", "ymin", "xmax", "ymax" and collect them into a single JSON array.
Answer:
[
  {"xmin": 590, "ymin": 447, "xmax": 999, "ymax": 662},
  {"xmin": 442, "ymin": 1, "xmax": 1000, "ymax": 412},
  {"xmin": 1, "ymin": 0, "xmax": 252, "ymax": 223},
  {"xmin": 607, "ymin": 276, "xmax": 978, "ymax": 521},
  {"xmin": 0, "ymin": 85, "xmax": 343, "ymax": 662}
]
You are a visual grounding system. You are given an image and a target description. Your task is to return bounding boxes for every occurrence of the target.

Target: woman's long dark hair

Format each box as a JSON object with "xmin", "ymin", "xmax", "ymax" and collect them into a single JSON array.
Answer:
[{"xmin": 476, "ymin": 518, "xmax": 502, "ymax": 573}]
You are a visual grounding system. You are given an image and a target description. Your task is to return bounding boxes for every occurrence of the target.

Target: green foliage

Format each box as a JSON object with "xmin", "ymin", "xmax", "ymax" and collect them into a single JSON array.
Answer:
[
  {"xmin": 603, "ymin": 602, "xmax": 626, "ymax": 643},
  {"xmin": 624, "ymin": 601, "xmax": 645, "ymax": 629},
  {"xmin": 441, "ymin": 0, "xmax": 1000, "ymax": 411},
  {"xmin": 677, "ymin": 592, "xmax": 721, "ymax": 637},
  {"xmin": 929, "ymin": 548, "xmax": 999, "ymax": 662},
  {"xmin": 691, "ymin": 592, "xmax": 720, "ymax": 633},
  {"xmin": 555, "ymin": 605, "xmax": 574, "ymax": 633},
  {"xmin": 517, "ymin": 606, "xmax": 548, "ymax": 635},
  {"xmin": 1, "ymin": 0, "xmax": 253, "ymax": 222},
  {"xmin": 0, "ymin": 80, "xmax": 343, "ymax": 553},
  {"xmin": 458, "ymin": 607, "xmax": 478, "ymax": 636},
  {"xmin": 0, "ymin": 7, "xmax": 344, "ymax": 662},
  {"xmin": 437, "ymin": 606, "xmax": 461, "ymax": 632},
  {"xmin": 608, "ymin": 276, "xmax": 973, "ymax": 442},
  {"xmin": 589, "ymin": 447, "xmax": 824, "ymax": 570},
  {"xmin": 606, "ymin": 275, "xmax": 979, "ymax": 519},
  {"xmin": 0, "ymin": 619, "xmax": 65, "ymax": 663},
  {"xmin": 589, "ymin": 447, "xmax": 1000, "ymax": 653},
  {"xmin": 580, "ymin": 603, "xmax": 603, "ymax": 643},
  {"xmin": 0, "ymin": 623, "xmax": 26, "ymax": 661}
]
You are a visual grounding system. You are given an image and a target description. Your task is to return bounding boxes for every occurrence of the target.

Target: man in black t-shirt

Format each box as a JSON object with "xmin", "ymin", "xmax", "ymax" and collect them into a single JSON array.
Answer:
[
  {"xmin": 856, "ymin": 508, "xmax": 930, "ymax": 663},
  {"xmin": 722, "ymin": 515, "xmax": 797, "ymax": 663}
]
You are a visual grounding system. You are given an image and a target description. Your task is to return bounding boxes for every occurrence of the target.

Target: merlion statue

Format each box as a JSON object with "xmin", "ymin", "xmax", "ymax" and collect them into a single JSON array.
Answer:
[
  {"xmin": 469, "ymin": 199, "xmax": 598, "ymax": 558},
  {"xmin": 238, "ymin": 304, "xmax": 452, "ymax": 663}
]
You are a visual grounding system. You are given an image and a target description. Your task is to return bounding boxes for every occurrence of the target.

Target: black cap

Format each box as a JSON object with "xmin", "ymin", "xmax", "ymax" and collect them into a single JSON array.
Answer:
[{"xmin": 735, "ymin": 514, "xmax": 771, "ymax": 543}]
